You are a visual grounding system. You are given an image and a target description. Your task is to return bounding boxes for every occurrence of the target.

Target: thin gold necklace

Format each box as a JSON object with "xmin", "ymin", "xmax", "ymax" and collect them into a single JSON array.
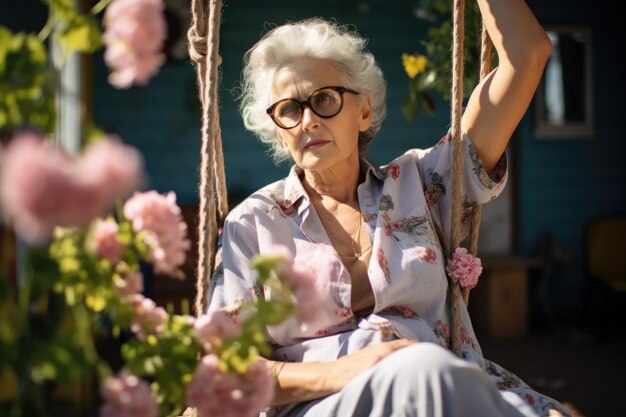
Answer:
[
  {"xmin": 314, "ymin": 200, "xmax": 363, "ymax": 261},
  {"xmin": 351, "ymin": 210, "xmax": 363, "ymax": 258}
]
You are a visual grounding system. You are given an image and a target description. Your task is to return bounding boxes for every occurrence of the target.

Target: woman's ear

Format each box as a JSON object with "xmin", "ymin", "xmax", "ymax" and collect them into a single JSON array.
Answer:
[{"xmin": 358, "ymin": 95, "xmax": 373, "ymax": 132}]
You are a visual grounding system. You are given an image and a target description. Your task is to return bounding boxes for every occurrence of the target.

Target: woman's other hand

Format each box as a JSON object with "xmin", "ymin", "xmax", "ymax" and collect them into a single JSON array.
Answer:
[
  {"xmin": 269, "ymin": 338, "xmax": 418, "ymax": 406},
  {"xmin": 322, "ymin": 338, "xmax": 418, "ymax": 392}
]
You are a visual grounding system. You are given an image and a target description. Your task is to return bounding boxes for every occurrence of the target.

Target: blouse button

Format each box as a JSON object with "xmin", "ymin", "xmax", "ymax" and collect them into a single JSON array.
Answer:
[{"xmin": 365, "ymin": 199, "xmax": 373, "ymax": 207}]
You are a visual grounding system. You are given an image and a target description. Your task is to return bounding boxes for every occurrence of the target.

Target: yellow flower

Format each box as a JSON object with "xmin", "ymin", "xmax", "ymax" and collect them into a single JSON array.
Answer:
[{"xmin": 402, "ymin": 53, "xmax": 428, "ymax": 78}]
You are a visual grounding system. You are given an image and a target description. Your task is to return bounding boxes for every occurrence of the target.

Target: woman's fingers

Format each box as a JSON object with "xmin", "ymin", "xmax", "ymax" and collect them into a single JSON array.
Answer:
[{"xmin": 325, "ymin": 339, "xmax": 419, "ymax": 391}]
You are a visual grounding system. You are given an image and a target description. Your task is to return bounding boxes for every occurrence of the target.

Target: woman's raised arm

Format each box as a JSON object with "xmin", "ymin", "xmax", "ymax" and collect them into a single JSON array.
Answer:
[{"xmin": 462, "ymin": 0, "xmax": 553, "ymax": 173}]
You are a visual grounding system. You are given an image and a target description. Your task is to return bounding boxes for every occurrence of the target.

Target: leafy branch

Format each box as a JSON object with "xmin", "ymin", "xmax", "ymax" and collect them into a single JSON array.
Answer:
[{"xmin": 401, "ymin": 0, "xmax": 497, "ymax": 122}]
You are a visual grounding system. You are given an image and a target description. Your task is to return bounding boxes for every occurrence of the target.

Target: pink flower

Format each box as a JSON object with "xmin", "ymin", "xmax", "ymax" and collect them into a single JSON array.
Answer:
[
  {"xmin": 194, "ymin": 310, "xmax": 241, "ymax": 352},
  {"xmin": 103, "ymin": 0, "xmax": 166, "ymax": 88},
  {"xmin": 387, "ymin": 163, "xmax": 400, "ymax": 180},
  {"xmin": 115, "ymin": 272, "xmax": 144, "ymax": 297},
  {"xmin": 377, "ymin": 249, "xmax": 391, "ymax": 282},
  {"xmin": 523, "ymin": 393, "xmax": 536, "ymax": 405},
  {"xmin": 1, "ymin": 133, "xmax": 82, "ymax": 243},
  {"xmin": 128, "ymin": 294, "xmax": 167, "ymax": 340},
  {"xmin": 434, "ymin": 319, "xmax": 450, "ymax": 345},
  {"xmin": 186, "ymin": 355, "xmax": 274, "ymax": 417},
  {"xmin": 459, "ymin": 327, "xmax": 477, "ymax": 349},
  {"xmin": 284, "ymin": 262, "xmax": 319, "ymax": 323},
  {"xmin": 123, "ymin": 191, "xmax": 191, "ymax": 276},
  {"xmin": 381, "ymin": 212, "xmax": 393, "ymax": 237},
  {"xmin": 415, "ymin": 246, "xmax": 436, "ymax": 264},
  {"xmin": 100, "ymin": 371, "xmax": 158, "ymax": 417},
  {"xmin": 445, "ymin": 247, "xmax": 482, "ymax": 289},
  {"xmin": 79, "ymin": 137, "xmax": 144, "ymax": 204},
  {"xmin": 267, "ymin": 245, "xmax": 319, "ymax": 323},
  {"xmin": 275, "ymin": 199, "xmax": 297, "ymax": 217},
  {"xmin": 0, "ymin": 133, "xmax": 143, "ymax": 244},
  {"xmin": 89, "ymin": 218, "xmax": 125, "ymax": 263}
]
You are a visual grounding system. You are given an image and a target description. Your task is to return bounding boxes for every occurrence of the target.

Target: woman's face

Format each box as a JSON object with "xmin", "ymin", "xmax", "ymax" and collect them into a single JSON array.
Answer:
[{"xmin": 270, "ymin": 58, "xmax": 372, "ymax": 171}]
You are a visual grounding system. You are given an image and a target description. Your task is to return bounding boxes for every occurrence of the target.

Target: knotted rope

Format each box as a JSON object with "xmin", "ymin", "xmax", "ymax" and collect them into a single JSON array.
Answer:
[
  {"xmin": 447, "ymin": 0, "xmax": 493, "ymax": 356},
  {"xmin": 188, "ymin": 0, "xmax": 228, "ymax": 317}
]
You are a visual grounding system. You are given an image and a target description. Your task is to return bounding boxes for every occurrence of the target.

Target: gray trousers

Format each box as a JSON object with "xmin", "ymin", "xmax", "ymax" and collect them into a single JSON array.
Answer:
[{"xmin": 274, "ymin": 343, "xmax": 539, "ymax": 417}]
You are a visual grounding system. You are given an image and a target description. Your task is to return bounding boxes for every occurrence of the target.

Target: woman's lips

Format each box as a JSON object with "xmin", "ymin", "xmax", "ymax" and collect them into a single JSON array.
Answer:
[{"xmin": 303, "ymin": 140, "xmax": 331, "ymax": 151}]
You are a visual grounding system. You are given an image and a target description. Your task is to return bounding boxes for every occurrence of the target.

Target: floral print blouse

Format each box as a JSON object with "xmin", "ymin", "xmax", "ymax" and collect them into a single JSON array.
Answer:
[{"xmin": 209, "ymin": 132, "xmax": 571, "ymax": 417}]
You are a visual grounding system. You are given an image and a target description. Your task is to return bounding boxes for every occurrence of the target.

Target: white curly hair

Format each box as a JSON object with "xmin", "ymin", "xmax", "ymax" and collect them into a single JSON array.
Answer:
[{"xmin": 238, "ymin": 18, "xmax": 387, "ymax": 164}]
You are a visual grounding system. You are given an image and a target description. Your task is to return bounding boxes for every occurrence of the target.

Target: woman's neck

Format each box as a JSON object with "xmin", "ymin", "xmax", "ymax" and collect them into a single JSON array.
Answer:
[{"xmin": 302, "ymin": 157, "xmax": 361, "ymax": 207}]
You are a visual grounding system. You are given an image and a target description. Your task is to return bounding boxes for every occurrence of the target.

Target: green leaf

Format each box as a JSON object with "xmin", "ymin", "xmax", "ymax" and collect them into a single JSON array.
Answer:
[
  {"xmin": 422, "ymin": 93, "xmax": 436, "ymax": 117},
  {"xmin": 23, "ymin": 34, "xmax": 47, "ymax": 65},
  {"xmin": 0, "ymin": 30, "xmax": 56, "ymax": 134},
  {"xmin": 46, "ymin": 0, "xmax": 79, "ymax": 21},
  {"xmin": 84, "ymin": 121, "xmax": 106, "ymax": 142},
  {"xmin": 57, "ymin": 15, "xmax": 103, "ymax": 53},
  {"xmin": 404, "ymin": 0, "xmax": 488, "ymax": 121},
  {"xmin": 0, "ymin": 26, "xmax": 13, "ymax": 70},
  {"xmin": 401, "ymin": 95, "xmax": 421, "ymax": 124}
]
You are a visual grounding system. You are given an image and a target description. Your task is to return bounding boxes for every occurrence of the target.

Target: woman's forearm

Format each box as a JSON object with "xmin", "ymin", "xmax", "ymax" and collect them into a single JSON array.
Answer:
[
  {"xmin": 462, "ymin": 0, "xmax": 553, "ymax": 172},
  {"xmin": 477, "ymin": 0, "xmax": 553, "ymax": 65},
  {"xmin": 265, "ymin": 339, "xmax": 416, "ymax": 406},
  {"xmin": 267, "ymin": 360, "xmax": 338, "ymax": 406}
]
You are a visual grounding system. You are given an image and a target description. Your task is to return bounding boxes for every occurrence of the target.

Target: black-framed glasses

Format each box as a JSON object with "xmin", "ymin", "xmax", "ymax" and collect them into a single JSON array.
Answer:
[{"xmin": 266, "ymin": 86, "xmax": 360, "ymax": 129}]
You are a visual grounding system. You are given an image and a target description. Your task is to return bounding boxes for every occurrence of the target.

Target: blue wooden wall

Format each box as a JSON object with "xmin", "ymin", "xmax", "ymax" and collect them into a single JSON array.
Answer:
[
  {"xmin": 519, "ymin": 0, "xmax": 626, "ymax": 314},
  {"xmin": 87, "ymin": 0, "xmax": 624, "ymax": 318}
]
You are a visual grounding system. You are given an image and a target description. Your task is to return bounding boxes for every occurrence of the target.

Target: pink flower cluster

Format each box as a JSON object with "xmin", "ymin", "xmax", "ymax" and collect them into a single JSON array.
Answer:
[
  {"xmin": 0, "ymin": 132, "xmax": 143, "ymax": 244},
  {"xmin": 270, "ymin": 245, "xmax": 319, "ymax": 323},
  {"xmin": 445, "ymin": 247, "xmax": 483, "ymax": 289},
  {"xmin": 195, "ymin": 310, "xmax": 241, "ymax": 352},
  {"xmin": 89, "ymin": 218, "xmax": 125, "ymax": 264},
  {"xmin": 100, "ymin": 371, "xmax": 158, "ymax": 417},
  {"xmin": 115, "ymin": 271, "xmax": 144, "ymax": 297},
  {"xmin": 283, "ymin": 262, "xmax": 319, "ymax": 323},
  {"xmin": 128, "ymin": 294, "xmax": 168, "ymax": 340},
  {"xmin": 103, "ymin": 0, "xmax": 166, "ymax": 89},
  {"xmin": 123, "ymin": 191, "xmax": 190, "ymax": 276},
  {"xmin": 186, "ymin": 355, "xmax": 274, "ymax": 417}
]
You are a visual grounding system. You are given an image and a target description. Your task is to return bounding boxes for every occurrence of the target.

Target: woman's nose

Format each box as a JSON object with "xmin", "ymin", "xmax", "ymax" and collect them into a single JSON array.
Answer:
[{"xmin": 301, "ymin": 105, "xmax": 321, "ymax": 130}]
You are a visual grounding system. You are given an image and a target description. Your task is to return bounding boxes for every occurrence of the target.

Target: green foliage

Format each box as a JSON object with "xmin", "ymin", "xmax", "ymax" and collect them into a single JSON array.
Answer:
[
  {"xmin": 0, "ymin": 246, "xmax": 100, "ymax": 416},
  {"xmin": 0, "ymin": 28, "xmax": 56, "ymax": 136},
  {"xmin": 57, "ymin": 14, "xmax": 103, "ymax": 53},
  {"xmin": 0, "ymin": 212, "xmax": 146, "ymax": 415},
  {"xmin": 216, "ymin": 254, "xmax": 298, "ymax": 376},
  {"xmin": 401, "ymin": 0, "xmax": 497, "ymax": 122},
  {"xmin": 122, "ymin": 315, "xmax": 203, "ymax": 417},
  {"xmin": 45, "ymin": 0, "xmax": 104, "ymax": 52},
  {"xmin": 0, "ymin": 211, "xmax": 302, "ymax": 417},
  {"xmin": 0, "ymin": 0, "xmax": 107, "ymax": 137}
]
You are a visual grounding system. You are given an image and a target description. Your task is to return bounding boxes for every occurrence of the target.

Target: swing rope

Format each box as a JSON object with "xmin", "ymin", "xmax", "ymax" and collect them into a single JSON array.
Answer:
[
  {"xmin": 188, "ymin": 0, "xmax": 227, "ymax": 317},
  {"xmin": 447, "ymin": 0, "xmax": 493, "ymax": 356}
]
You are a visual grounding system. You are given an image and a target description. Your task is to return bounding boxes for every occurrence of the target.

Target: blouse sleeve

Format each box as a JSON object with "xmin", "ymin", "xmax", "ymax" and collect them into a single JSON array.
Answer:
[
  {"xmin": 207, "ymin": 207, "xmax": 262, "ymax": 315},
  {"xmin": 409, "ymin": 132, "xmax": 508, "ymax": 245}
]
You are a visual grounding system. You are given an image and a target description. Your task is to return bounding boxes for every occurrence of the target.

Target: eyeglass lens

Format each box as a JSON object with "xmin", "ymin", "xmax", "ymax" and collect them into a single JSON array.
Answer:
[{"xmin": 273, "ymin": 88, "xmax": 344, "ymax": 129}]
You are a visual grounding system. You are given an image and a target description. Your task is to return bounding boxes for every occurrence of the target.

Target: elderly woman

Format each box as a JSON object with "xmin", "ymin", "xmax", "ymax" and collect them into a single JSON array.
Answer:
[{"xmin": 209, "ymin": 0, "xmax": 570, "ymax": 416}]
